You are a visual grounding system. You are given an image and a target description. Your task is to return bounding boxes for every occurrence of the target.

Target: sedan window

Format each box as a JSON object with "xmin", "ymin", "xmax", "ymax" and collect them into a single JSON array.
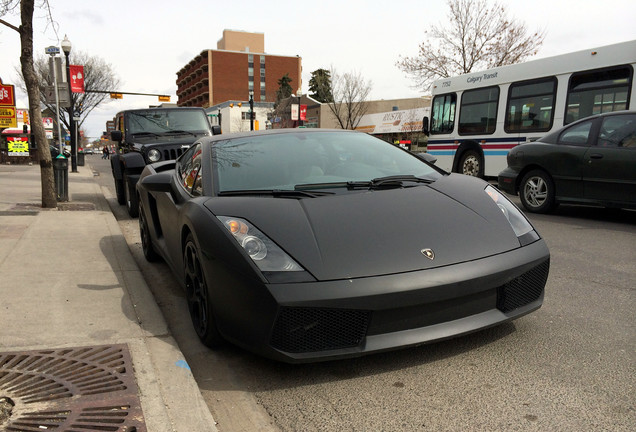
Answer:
[
  {"xmin": 558, "ymin": 120, "xmax": 592, "ymax": 146},
  {"xmin": 597, "ymin": 114, "xmax": 636, "ymax": 148}
]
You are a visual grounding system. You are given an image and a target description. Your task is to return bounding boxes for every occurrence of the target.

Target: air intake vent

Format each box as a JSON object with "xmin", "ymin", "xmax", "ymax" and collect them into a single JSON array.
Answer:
[
  {"xmin": 271, "ymin": 307, "xmax": 371, "ymax": 353},
  {"xmin": 497, "ymin": 259, "xmax": 549, "ymax": 312}
]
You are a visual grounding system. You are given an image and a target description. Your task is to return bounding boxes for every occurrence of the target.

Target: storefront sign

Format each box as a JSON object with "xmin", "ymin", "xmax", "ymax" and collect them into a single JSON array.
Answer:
[{"xmin": 8, "ymin": 137, "xmax": 29, "ymax": 156}]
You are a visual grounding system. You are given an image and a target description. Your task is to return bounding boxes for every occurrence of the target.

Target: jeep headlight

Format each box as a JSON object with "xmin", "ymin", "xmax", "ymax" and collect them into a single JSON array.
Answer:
[{"xmin": 148, "ymin": 148, "xmax": 161, "ymax": 163}]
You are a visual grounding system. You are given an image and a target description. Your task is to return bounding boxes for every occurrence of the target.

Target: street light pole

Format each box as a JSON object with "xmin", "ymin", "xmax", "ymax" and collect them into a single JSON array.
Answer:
[
  {"xmin": 249, "ymin": 91, "xmax": 254, "ymax": 131},
  {"xmin": 61, "ymin": 35, "xmax": 77, "ymax": 173},
  {"xmin": 297, "ymin": 89, "xmax": 303, "ymax": 128}
]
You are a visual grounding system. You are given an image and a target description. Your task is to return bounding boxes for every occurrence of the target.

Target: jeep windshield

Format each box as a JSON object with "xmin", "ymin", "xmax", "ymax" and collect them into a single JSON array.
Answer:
[{"xmin": 128, "ymin": 110, "xmax": 211, "ymax": 136}]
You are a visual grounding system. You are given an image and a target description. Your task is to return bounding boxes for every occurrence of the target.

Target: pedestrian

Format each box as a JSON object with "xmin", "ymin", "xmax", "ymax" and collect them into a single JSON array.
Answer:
[{"xmin": 102, "ymin": 145, "xmax": 110, "ymax": 160}]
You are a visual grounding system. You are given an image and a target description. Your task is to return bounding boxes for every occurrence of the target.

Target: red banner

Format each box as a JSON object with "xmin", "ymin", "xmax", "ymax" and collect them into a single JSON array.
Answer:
[
  {"xmin": 69, "ymin": 65, "xmax": 85, "ymax": 93},
  {"xmin": 300, "ymin": 104, "xmax": 307, "ymax": 121}
]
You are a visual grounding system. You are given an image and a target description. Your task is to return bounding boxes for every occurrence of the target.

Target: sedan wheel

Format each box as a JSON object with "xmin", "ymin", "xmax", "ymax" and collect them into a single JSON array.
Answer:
[
  {"xmin": 184, "ymin": 234, "xmax": 223, "ymax": 348},
  {"xmin": 139, "ymin": 207, "xmax": 160, "ymax": 262},
  {"xmin": 519, "ymin": 169, "xmax": 556, "ymax": 213}
]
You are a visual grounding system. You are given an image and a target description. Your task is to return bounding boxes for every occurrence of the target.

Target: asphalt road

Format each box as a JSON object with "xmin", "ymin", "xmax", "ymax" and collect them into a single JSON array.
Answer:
[{"xmin": 89, "ymin": 155, "xmax": 635, "ymax": 432}]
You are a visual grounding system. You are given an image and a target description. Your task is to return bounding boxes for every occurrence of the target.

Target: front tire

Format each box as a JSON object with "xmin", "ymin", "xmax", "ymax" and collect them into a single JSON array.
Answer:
[
  {"xmin": 458, "ymin": 150, "xmax": 483, "ymax": 177},
  {"xmin": 124, "ymin": 175, "xmax": 139, "ymax": 218},
  {"xmin": 184, "ymin": 234, "xmax": 223, "ymax": 348},
  {"xmin": 519, "ymin": 169, "xmax": 557, "ymax": 213},
  {"xmin": 139, "ymin": 207, "xmax": 160, "ymax": 262}
]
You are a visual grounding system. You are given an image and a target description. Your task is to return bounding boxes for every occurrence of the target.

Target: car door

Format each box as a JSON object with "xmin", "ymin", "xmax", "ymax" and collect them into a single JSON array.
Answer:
[
  {"xmin": 548, "ymin": 119, "xmax": 595, "ymax": 199},
  {"xmin": 153, "ymin": 143, "xmax": 202, "ymax": 269},
  {"xmin": 583, "ymin": 114, "xmax": 636, "ymax": 204}
]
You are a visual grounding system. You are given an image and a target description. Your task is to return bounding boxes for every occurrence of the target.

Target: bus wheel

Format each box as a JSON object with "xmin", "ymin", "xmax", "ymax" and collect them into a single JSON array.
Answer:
[{"xmin": 459, "ymin": 150, "xmax": 482, "ymax": 177}]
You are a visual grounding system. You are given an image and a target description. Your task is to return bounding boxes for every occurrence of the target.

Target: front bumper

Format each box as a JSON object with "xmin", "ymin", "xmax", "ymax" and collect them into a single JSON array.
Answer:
[
  {"xmin": 498, "ymin": 167, "xmax": 520, "ymax": 195},
  {"xmin": 213, "ymin": 239, "xmax": 550, "ymax": 363}
]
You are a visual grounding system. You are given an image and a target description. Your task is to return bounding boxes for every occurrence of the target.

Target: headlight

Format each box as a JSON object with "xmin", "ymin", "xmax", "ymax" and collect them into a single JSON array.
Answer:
[
  {"xmin": 485, "ymin": 185, "xmax": 534, "ymax": 238},
  {"xmin": 147, "ymin": 148, "xmax": 161, "ymax": 162},
  {"xmin": 217, "ymin": 216, "xmax": 304, "ymax": 272}
]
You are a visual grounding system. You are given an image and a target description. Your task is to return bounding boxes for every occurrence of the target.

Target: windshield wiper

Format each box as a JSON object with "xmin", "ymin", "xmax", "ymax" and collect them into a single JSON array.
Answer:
[
  {"xmin": 348, "ymin": 175, "xmax": 435, "ymax": 189},
  {"xmin": 164, "ymin": 130, "xmax": 197, "ymax": 137},
  {"xmin": 132, "ymin": 131, "xmax": 161, "ymax": 137},
  {"xmin": 219, "ymin": 189, "xmax": 334, "ymax": 198}
]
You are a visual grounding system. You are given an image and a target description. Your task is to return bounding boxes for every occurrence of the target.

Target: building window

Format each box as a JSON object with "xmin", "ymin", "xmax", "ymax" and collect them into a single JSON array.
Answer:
[
  {"xmin": 248, "ymin": 54, "xmax": 253, "ymax": 62},
  {"xmin": 248, "ymin": 81, "xmax": 254, "ymax": 90},
  {"xmin": 248, "ymin": 67, "xmax": 254, "ymax": 77},
  {"xmin": 260, "ymin": 55, "xmax": 265, "ymax": 64},
  {"xmin": 241, "ymin": 112, "xmax": 251, "ymax": 120},
  {"xmin": 260, "ymin": 95, "xmax": 266, "ymax": 102},
  {"xmin": 260, "ymin": 68, "xmax": 265, "ymax": 78},
  {"xmin": 260, "ymin": 81, "xmax": 265, "ymax": 89}
]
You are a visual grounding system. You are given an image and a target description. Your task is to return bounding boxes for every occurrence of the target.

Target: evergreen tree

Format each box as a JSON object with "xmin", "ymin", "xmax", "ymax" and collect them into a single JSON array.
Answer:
[{"xmin": 308, "ymin": 69, "xmax": 333, "ymax": 103}]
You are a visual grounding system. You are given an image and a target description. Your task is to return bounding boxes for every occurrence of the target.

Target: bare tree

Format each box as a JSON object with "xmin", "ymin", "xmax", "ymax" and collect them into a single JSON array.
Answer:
[
  {"xmin": 15, "ymin": 52, "xmax": 120, "ymax": 139},
  {"xmin": 396, "ymin": 0, "xmax": 545, "ymax": 91},
  {"xmin": 1, "ymin": 0, "xmax": 57, "ymax": 207},
  {"xmin": 328, "ymin": 68, "xmax": 373, "ymax": 130}
]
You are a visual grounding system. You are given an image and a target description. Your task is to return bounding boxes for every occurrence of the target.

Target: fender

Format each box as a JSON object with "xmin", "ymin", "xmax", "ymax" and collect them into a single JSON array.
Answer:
[
  {"xmin": 120, "ymin": 152, "xmax": 147, "ymax": 174},
  {"xmin": 111, "ymin": 154, "xmax": 124, "ymax": 181}
]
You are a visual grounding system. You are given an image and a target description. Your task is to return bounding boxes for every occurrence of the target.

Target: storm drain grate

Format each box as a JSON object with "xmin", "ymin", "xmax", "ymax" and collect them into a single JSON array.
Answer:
[{"xmin": 0, "ymin": 344, "xmax": 146, "ymax": 431}]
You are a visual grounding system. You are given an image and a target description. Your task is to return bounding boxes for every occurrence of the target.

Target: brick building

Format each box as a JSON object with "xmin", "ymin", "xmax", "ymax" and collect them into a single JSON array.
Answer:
[{"xmin": 177, "ymin": 30, "xmax": 302, "ymax": 108}]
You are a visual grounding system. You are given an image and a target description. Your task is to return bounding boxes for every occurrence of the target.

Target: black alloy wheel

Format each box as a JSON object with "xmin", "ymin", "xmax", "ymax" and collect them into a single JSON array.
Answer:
[
  {"xmin": 124, "ymin": 175, "xmax": 139, "ymax": 218},
  {"xmin": 139, "ymin": 207, "xmax": 160, "ymax": 262},
  {"xmin": 519, "ymin": 169, "xmax": 557, "ymax": 214},
  {"xmin": 184, "ymin": 234, "xmax": 223, "ymax": 348}
]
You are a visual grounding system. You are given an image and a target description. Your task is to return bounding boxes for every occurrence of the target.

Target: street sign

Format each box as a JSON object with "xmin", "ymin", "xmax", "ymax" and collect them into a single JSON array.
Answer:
[{"xmin": 45, "ymin": 46, "xmax": 60, "ymax": 55}]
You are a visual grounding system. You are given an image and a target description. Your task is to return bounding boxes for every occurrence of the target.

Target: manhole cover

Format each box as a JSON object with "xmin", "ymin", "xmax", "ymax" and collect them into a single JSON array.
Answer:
[{"xmin": 0, "ymin": 344, "xmax": 146, "ymax": 431}]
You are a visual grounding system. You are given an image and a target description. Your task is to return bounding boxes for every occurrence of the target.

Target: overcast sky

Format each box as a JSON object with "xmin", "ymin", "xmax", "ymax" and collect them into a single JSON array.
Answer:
[{"xmin": 1, "ymin": 0, "xmax": 635, "ymax": 138}]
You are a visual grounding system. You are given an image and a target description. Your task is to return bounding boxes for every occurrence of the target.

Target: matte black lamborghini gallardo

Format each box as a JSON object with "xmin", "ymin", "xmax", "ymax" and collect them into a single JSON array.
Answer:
[{"xmin": 137, "ymin": 129, "xmax": 550, "ymax": 363}]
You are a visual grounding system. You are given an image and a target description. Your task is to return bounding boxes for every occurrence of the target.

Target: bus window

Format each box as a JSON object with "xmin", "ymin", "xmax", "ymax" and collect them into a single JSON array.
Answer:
[
  {"xmin": 505, "ymin": 77, "xmax": 556, "ymax": 133},
  {"xmin": 459, "ymin": 86, "xmax": 499, "ymax": 135},
  {"xmin": 565, "ymin": 65, "xmax": 633, "ymax": 124},
  {"xmin": 430, "ymin": 93, "xmax": 456, "ymax": 134}
]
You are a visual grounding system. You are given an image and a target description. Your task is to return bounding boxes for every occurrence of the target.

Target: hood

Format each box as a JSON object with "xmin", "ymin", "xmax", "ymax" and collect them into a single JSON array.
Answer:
[{"xmin": 204, "ymin": 175, "xmax": 522, "ymax": 281}]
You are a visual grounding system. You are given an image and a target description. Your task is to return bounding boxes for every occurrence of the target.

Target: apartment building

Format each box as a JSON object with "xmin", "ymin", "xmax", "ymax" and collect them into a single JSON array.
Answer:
[{"xmin": 177, "ymin": 30, "xmax": 302, "ymax": 108}]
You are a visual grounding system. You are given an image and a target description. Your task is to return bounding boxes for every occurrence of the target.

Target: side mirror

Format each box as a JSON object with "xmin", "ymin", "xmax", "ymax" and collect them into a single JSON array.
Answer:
[
  {"xmin": 416, "ymin": 152, "xmax": 437, "ymax": 164},
  {"xmin": 110, "ymin": 130, "xmax": 123, "ymax": 143},
  {"xmin": 422, "ymin": 116, "xmax": 430, "ymax": 136},
  {"xmin": 140, "ymin": 171, "xmax": 173, "ymax": 193},
  {"xmin": 212, "ymin": 125, "xmax": 222, "ymax": 135}
]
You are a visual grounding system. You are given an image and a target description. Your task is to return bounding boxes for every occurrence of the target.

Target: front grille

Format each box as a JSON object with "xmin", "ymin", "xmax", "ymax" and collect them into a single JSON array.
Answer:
[
  {"xmin": 497, "ymin": 259, "xmax": 549, "ymax": 312},
  {"xmin": 162, "ymin": 147, "xmax": 187, "ymax": 161},
  {"xmin": 270, "ymin": 307, "xmax": 371, "ymax": 353}
]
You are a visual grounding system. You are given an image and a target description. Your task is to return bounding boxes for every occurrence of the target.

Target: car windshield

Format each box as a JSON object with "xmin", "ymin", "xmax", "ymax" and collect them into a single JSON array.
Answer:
[
  {"xmin": 128, "ymin": 110, "xmax": 210, "ymax": 135},
  {"xmin": 212, "ymin": 131, "xmax": 442, "ymax": 193}
]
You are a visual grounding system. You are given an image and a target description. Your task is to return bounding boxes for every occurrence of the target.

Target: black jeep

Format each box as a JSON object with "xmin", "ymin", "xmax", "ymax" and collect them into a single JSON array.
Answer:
[{"xmin": 110, "ymin": 107, "xmax": 220, "ymax": 217}]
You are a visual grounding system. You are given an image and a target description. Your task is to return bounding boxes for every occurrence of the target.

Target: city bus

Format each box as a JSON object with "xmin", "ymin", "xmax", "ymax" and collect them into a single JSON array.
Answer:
[{"xmin": 425, "ymin": 40, "xmax": 636, "ymax": 177}]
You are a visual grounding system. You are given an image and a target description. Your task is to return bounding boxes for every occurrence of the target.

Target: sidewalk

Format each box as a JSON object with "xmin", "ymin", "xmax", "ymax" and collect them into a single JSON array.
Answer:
[{"xmin": 0, "ymin": 160, "xmax": 217, "ymax": 431}]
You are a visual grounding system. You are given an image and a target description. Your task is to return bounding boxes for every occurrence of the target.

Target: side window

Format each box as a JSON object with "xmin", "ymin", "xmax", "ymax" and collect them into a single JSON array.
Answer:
[
  {"xmin": 459, "ymin": 86, "xmax": 499, "ymax": 135},
  {"xmin": 597, "ymin": 114, "xmax": 636, "ymax": 148},
  {"xmin": 430, "ymin": 93, "xmax": 456, "ymax": 134},
  {"xmin": 558, "ymin": 120, "xmax": 593, "ymax": 146},
  {"xmin": 505, "ymin": 77, "xmax": 556, "ymax": 133},
  {"xmin": 565, "ymin": 65, "xmax": 632, "ymax": 124},
  {"xmin": 178, "ymin": 144, "xmax": 201, "ymax": 193}
]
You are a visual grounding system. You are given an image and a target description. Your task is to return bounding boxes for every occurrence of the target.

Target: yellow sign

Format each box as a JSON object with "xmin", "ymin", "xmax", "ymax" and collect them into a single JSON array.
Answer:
[
  {"xmin": 0, "ymin": 107, "xmax": 15, "ymax": 117},
  {"xmin": 0, "ymin": 112, "xmax": 16, "ymax": 128},
  {"xmin": 8, "ymin": 137, "xmax": 29, "ymax": 156},
  {"xmin": 158, "ymin": 95, "xmax": 170, "ymax": 102},
  {"xmin": 110, "ymin": 93, "xmax": 123, "ymax": 99}
]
